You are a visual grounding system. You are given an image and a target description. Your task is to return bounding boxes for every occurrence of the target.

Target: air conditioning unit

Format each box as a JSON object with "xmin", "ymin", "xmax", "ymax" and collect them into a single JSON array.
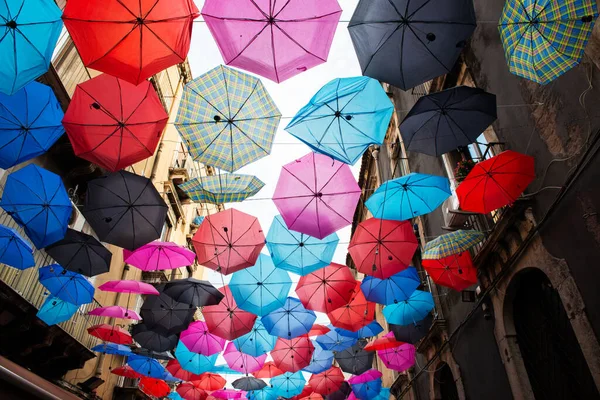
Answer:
[{"xmin": 68, "ymin": 202, "xmax": 86, "ymax": 232}]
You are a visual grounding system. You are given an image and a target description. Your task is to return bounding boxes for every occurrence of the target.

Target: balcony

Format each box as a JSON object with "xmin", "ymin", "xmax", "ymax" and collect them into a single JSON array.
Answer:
[
  {"xmin": 141, "ymin": 271, "xmax": 169, "ymax": 284},
  {"xmin": 169, "ymin": 144, "xmax": 200, "ymax": 203}
]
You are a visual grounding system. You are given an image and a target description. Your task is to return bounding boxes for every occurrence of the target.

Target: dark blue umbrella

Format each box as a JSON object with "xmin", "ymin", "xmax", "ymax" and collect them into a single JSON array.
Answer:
[
  {"xmin": 351, "ymin": 375, "xmax": 382, "ymax": 400},
  {"xmin": 303, "ymin": 341, "xmax": 334, "ymax": 374},
  {"xmin": 127, "ymin": 354, "xmax": 167, "ymax": 378},
  {"xmin": 233, "ymin": 319, "xmax": 277, "ymax": 357},
  {"xmin": 261, "ymin": 297, "xmax": 316, "ymax": 339},
  {"xmin": 335, "ymin": 321, "xmax": 384, "ymax": 339},
  {"xmin": 361, "ymin": 267, "xmax": 420, "ymax": 305},
  {"xmin": 0, "ymin": 82, "xmax": 64, "ymax": 168},
  {"xmin": 316, "ymin": 328, "xmax": 358, "ymax": 352},
  {"xmin": 91, "ymin": 343, "xmax": 132, "ymax": 356},
  {"xmin": 36, "ymin": 295, "xmax": 78, "ymax": 326},
  {"xmin": 0, "ymin": 164, "xmax": 72, "ymax": 248},
  {"xmin": 38, "ymin": 264, "xmax": 94, "ymax": 305},
  {"xmin": 0, "ymin": 224, "xmax": 34, "ymax": 270}
]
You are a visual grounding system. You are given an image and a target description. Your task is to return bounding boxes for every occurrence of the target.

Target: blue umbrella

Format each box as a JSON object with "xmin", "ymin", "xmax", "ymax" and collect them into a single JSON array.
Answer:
[
  {"xmin": 315, "ymin": 328, "xmax": 358, "ymax": 352},
  {"xmin": 261, "ymin": 297, "xmax": 316, "ymax": 339},
  {"xmin": 248, "ymin": 387, "xmax": 277, "ymax": 400},
  {"xmin": 0, "ymin": 164, "xmax": 72, "ymax": 248},
  {"xmin": 271, "ymin": 371, "xmax": 306, "ymax": 398},
  {"xmin": 383, "ymin": 290, "xmax": 435, "ymax": 325},
  {"xmin": 38, "ymin": 265, "xmax": 94, "ymax": 305},
  {"xmin": 351, "ymin": 377, "xmax": 382, "ymax": 400},
  {"xmin": 91, "ymin": 343, "xmax": 132, "ymax": 356},
  {"xmin": 303, "ymin": 341, "xmax": 334, "ymax": 374},
  {"xmin": 229, "ymin": 254, "xmax": 292, "ymax": 317},
  {"xmin": 167, "ymin": 392, "xmax": 184, "ymax": 400},
  {"xmin": 36, "ymin": 295, "xmax": 78, "ymax": 326},
  {"xmin": 266, "ymin": 215, "xmax": 339, "ymax": 276},
  {"xmin": 285, "ymin": 76, "xmax": 394, "ymax": 165},
  {"xmin": 0, "ymin": 224, "xmax": 34, "ymax": 270},
  {"xmin": 0, "ymin": 0, "xmax": 63, "ymax": 95},
  {"xmin": 209, "ymin": 364, "xmax": 244, "ymax": 375},
  {"xmin": 361, "ymin": 267, "xmax": 420, "ymax": 305},
  {"xmin": 0, "ymin": 82, "xmax": 64, "ymax": 168},
  {"xmin": 161, "ymin": 370, "xmax": 180, "ymax": 383},
  {"xmin": 174, "ymin": 341, "xmax": 218, "ymax": 375},
  {"xmin": 373, "ymin": 388, "xmax": 391, "ymax": 400},
  {"xmin": 365, "ymin": 173, "xmax": 451, "ymax": 221},
  {"xmin": 192, "ymin": 216, "xmax": 205, "ymax": 226},
  {"xmin": 335, "ymin": 321, "xmax": 384, "ymax": 339},
  {"xmin": 127, "ymin": 355, "xmax": 166, "ymax": 378},
  {"xmin": 233, "ymin": 319, "xmax": 277, "ymax": 357}
]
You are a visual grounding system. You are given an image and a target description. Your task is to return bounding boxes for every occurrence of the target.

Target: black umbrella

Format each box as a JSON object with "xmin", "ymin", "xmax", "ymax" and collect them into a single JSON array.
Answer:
[
  {"xmin": 348, "ymin": 0, "xmax": 477, "ymax": 90},
  {"xmin": 140, "ymin": 292, "xmax": 195, "ymax": 334},
  {"xmin": 232, "ymin": 376, "xmax": 267, "ymax": 391},
  {"xmin": 162, "ymin": 278, "xmax": 224, "ymax": 307},
  {"xmin": 334, "ymin": 340, "xmax": 374, "ymax": 375},
  {"xmin": 326, "ymin": 381, "xmax": 352, "ymax": 400},
  {"xmin": 131, "ymin": 347, "xmax": 175, "ymax": 361},
  {"xmin": 400, "ymin": 86, "xmax": 497, "ymax": 156},
  {"xmin": 390, "ymin": 313, "xmax": 434, "ymax": 344},
  {"xmin": 45, "ymin": 228, "xmax": 112, "ymax": 277},
  {"xmin": 132, "ymin": 323, "xmax": 178, "ymax": 353},
  {"xmin": 82, "ymin": 170, "xmax": 168, "ymax": 251}
]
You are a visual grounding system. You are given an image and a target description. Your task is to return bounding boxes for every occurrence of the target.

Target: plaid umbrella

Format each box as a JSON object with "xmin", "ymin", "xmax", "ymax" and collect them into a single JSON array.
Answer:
[
  {"xmin": 499, "ymin": 0, "xmax": 598, "ymax": 84},
  {"xmin": 422, "ymin": 230, "xmax": 485, "ymax": 260},
  {"xmin": 179, "ymin": 174, "xmax": 265, "ymax": 204},
  {"xmin": 175, "ymin": 65, "xmax": 281, "ymax": 172}
]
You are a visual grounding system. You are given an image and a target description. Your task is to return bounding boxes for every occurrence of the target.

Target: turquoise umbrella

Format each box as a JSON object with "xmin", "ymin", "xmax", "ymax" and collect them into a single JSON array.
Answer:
[
  {"xmin": 271, "ymin": 371, "xmax": 306, "ymax": 398},
  {"xmin": 179, "ymin": 173, "xmax": 265, "ymax": 204},
  {"xmin": 383, "ymin": 290, "xmax": 435, "ymax": 325},
  {"xmin": 36, "ymin": 295, "xmax": 78, "ymax": 326},
  {"xmin": 233, "ymin": 319, "xmax": 277, "ymax": 357},
  {"xmin": 174, "ymin": 341, "xmax": 218, "ymax": 375}
]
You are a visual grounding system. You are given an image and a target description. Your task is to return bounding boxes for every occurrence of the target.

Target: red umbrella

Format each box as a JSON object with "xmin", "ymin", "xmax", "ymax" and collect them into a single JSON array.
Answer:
[
  {"xmin": 252, "ymin": 361, "xmax": 284, "ymax": 379},
  {"xmin": 290, "ymin": 385, "xmax": 314, "ymax": 400},
  {"xmin": 87, "ymin": 324, "xmax": 132, "ymax": 344},
  {"xmin": 139, "ymin": 377, "xmax": 170, "ymax": 398},
  {"xmin": 194, "ymin": 373, "xmax": 226, "ymax": 391},
  {"xmin": 202, "ymin": 285, "xmax": 257, "ymax": 340},
  {"xmin": 364, "ymin": 333, "xmax": 405, "ymax": 352},
  {"xmin": 327, "ymin": 282, "xmax": 376, "ymax": 332},
  {"xmin": 296, "ymin": 263, "xmax": 356, "ymax": 314},
  {"xmin": 308, "ymin": 324, "xmax": 331, "ymax": 337},
  {"xmin": 301, "ymin": 393, "xmax": 323, "ymax": 400},
  {"xmin": 63, "ymin": 74, "xmax": 168, "ymax": 172},
  {"xmin": 167, "ymin": 359, "xmax": 202, "ymax": 381},
  {"xmin": 271, "ymin": 335, "xmax": 315, "ymax": 372},
  {"xmin": 111, "ymin": 365, "xmax": 142, "ymax": 379},
  {"xmin": 422, "ymin": 251, "xmax": 478, "ymax": 291},
  {"xmin": 177, "ymin": 382, "xmax": 208, "ymax": 400},
  {"xmin": 457, "ymin": 150, "xmax": 535, "ymax": 213},
  {"xmin": 308, "ymin": 366, "xmax": 345, "ymax": 396},
  {"xmin": 192, "ymin": 209, "xmax": 265, "ymax": 275},
  {"xmin": 63, "ymin": 0, "xmax": 199, "ymax": 85},
  {"xmin": 348, "ymin": 218, "xmax": 418, "ymax": 279}
]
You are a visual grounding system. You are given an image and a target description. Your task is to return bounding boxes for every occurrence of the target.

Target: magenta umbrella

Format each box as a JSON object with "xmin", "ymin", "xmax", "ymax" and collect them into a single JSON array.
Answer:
[
  {"xmin": 377, "ymin": 343, "xmax": 416, "ymax": 372},
  {"xmin": 223, "ymin": 342, "xmax": 267, "ymax": 374},
  {"xmin": 347, "ymin": 369, "xmax": 382, "ymax": 385},
  {"xmin": 180, "ymin": 321, "xmax": 226, "ymax": 356},
  {"xmin": 124, "ymin": 241, "xmax": 196, "ymax": 271},
  {"xmin": 202, "ymin": 0, "xmax": 342, "ymax": 83},
  {"xmin": 88, "ymin": 305, "xmax": 141, "ymax": 320},
  {"xmin": 212, "ymin": 389, "xmax": 246, "ymax": 399},
  {"xmin": 98, "ymin": 280, "xmax": 159, "ymax": 295},
  {"xmin": 273, "ymin": 152, "xmax": 361, "ymax": 239}
]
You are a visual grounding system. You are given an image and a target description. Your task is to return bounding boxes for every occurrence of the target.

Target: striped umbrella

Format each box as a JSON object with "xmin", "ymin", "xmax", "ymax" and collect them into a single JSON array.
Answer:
[
  {"xmin": 422, "ymin": 230, "xmax": 485, "ymax": 260},
  {"xmin": 179, "ymin": 173, "xmax": 265, "ymax": 204}
]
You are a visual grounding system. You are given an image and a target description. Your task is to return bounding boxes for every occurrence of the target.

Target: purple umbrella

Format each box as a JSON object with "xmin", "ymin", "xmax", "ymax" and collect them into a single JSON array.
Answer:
[
  {"xmin": 124, "ymin": 241, "xmax": 196, "ymax": 271},
  {"xmin": 273, "ymin": 152, "xmax": 361, "ymax": 239},
  {"xmin": 377, "ymin": 343, "xmax": 416, "ymax": 372},
  {"xmin": 88, "ymin": 305, "xmax": 141, "ymax": 320},
  {"xmin": 223, "ymin": 342, "xmax": 267, "ymax": 374},
  {"xmin": 180, "ymin": 321, "xmax": 226, "ymax": 356}
]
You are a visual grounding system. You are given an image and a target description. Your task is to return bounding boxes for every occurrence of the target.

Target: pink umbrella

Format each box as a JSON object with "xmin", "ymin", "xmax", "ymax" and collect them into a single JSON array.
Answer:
[
  {"xmin": 88, "ymin": 305, "xmax": 141, "ymax": 320},
  {"xmin": 223, "ymin": 342, "xmax": 267, "ymax": 374},
  {"xmin": 202, "ymin": 0, "xmax": 342, "ymax": 83},
  {"xmin": 273, "ymin": 152, "xmax": 361, "ymax": 239},
  {"xmin": 98, "ymin": 280, "xmax": 159, "ymax": 295},
  {"xmin": 211, "ymin": 389, "xmax": 246, "ymax": 399},
  {"xmin": 180, "ymin": 321, "xmax": 226, "ymax": 356},
  {"xmin": 347, "ymin": 370, "xmax": 382, "ymax": 385},
  {"xmin": 377, "ymin": 343, "xmax": 416, "ymax": 372},
  {"xmin": 124, "ymin": 241, "xmax": 196, "ymax": 271}
]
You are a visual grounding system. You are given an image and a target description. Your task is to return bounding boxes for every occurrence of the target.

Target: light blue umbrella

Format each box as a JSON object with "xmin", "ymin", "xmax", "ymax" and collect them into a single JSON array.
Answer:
[
  {"xmin": 192, "ymin": 216, "xmax": 205, "ymax": 226},
  {"xmin": 361, "ymin": 267, "xmax": 420, "ymax": 305},
  {"xmin": 0, "ymin": 224, "xmax": 34, "ymax": 270},
  {"xmin": 373, "ymin": 388, "xmax": 391, "ymax": 400},
  {"xmin": 127, "ymin": 355, "xmax": 166, "ymax": 378},
  {"xmin": 266, "ymin": 215, "xmax": 339, "ymax": 276},
  {"xmin": 303, "ymin": 341, "xmax": 334, "ymax": 374},
  {"xmin": 229, "ymin": 254, "xmax": 292, "ymax": 317},
  {"xmin": 271, "ymin": 371, "xmax": 306, "ymax": 398},
  {"xmin": 335, "ymin": 321, "xmax": 384, "ymax": 339},
  {"xmin": 285, "ymin": 76, "xmax": 394, "ymax": 165},
  {"xmin": 174, "ymin": 341, "xmax": 218, "ymax": 375},
  {"xmin": 36, "ymin": 295, "xmax": 78, "ymax": 326},
  {"xmin": 383, "ymin": 290, "xmax": 435, "ymax": 325},
  {"xmin": 167, "ymin": 392, "xmax": 184, "ymax": 400},
  {"xmin": 315, "ymin": 328, "xmax": 358, "ymax": 352},
  {"xmin": 248, "ymin": 387, "xmax": 277, "ymax": 400},
  {"xmin": 233, "ymin": 319, "xmax": 277, "ymax": 357},
  {"xmin": 91, "ymin": 343, "xmax": 132, "ymax": 356},
  {"xmin": 209, "ymin": 364, "xmax": 244, "ymax": 375},
  {"xmin": 38, "ymin": 265, "xmax": 94, "ymax": 305},
  {"xmin": 365, "ymin": 173, "xmax": 451, "ymax": 221},
  {"xmin": 261, "ymin": 297, "xmax": 316, "ymax": 339}
]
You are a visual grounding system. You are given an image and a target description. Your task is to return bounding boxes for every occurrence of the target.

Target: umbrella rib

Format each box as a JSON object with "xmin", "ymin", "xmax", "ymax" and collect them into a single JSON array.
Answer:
[
  {"xmin": 272, "ymin": 24, "xmax": 326, "ymax": 62},
  {"xmin": 226, "ymin": 23, "xmax": 271, "ymax": 66}
]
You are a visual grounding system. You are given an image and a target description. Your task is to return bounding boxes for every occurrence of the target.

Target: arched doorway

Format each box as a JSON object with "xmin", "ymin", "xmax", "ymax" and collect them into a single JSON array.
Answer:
[
  {"xmin": 434, "ymin": 362, "xmax": 459, "ymax": 400},
  {"xmin": 512, "ymin": 269, "xmax": 600, "ymax": 399}
]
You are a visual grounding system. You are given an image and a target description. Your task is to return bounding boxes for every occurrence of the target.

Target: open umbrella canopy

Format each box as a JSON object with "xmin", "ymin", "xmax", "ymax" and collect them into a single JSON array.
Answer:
[
  {"xmin": 36, "ymin": 295, "xmax": 78, "ymax": 326},
  {"xmin": 365, "ymin": 173, "xmax": 451, "ymax": 221},
  {"xmin": 177, "ymin": 382, "xmax": 208, "ymax": 400},
  {"xmin": 162, "ymin": 278, "xmax": 224, "ymax": 308},
  {"xmin": 262, "ymin": 297, "xmax": 317, "ymax": 339},
  {"xmin": 266, "ymin": 215, "xmax": 339, "ymax": 276},
  {"xmin": 253, "ymin": 362, "xmax": 284, "ymax": 379},
  {"xmin": 271, "ymin": 371, "xmax": 306, "ymax": 398},
  {"xmin": 290, "ymin": 386, "xmax": 315, "ymax": 400},
  {"xmin": 233, "ymin": 319, "xmax": 277, "ymax": 357},
  {"xmin": 98, "ymin": 280, "xmax": 159, "ymax": 295},
  {"xmin": 309, "ymin": 366, "xmax": 345, "ymax": 396},
  {"xmin": 128, "ymin": 354, "xmax": 168, "ymax": 378},
  {"xmin": 383, "ymin": 290, "xmax": 435, "ymax": 325},
  {"xmin": 168, "ymin": 391, "xmax": 186, "ymax": 400},
  {"xmin": 196, "ymin": 373, "xmax": 227, "ymax": 391},
  {"xmin": 87, "ymin": 324, "xmax": 132, "ymax": 345},
  {"xmin": 248, "ymin": 387, "xmax": 277, "ymax": 400},
  {"xmin": 315, "ymin": 328, "xmax": 358, "ymax": 352},
  {"xmin": 175, "ymin": 341, "xmax": 219, "ymax": 375},
  {"xmin": 132, "ymin": 323, "xmax": 179, "ymax": 353},
  {"xmin": 303, "ymin": 341, "xmax": 335, "ymax": 374},
  {"xmin": 326, "ymin": 381, "xmax": 352, "ymax": 400},
  {"xmin": 167, "ymin": 359, "xmax": 202, "ymax": 382},
  {"xmin": 422, "ymin": 230, "xmax": 486, "ymax": 260},
  {"xmin": 180, "ymin": 174, "xmax": 265, "ymax": 204},
  {"xmin": 390, "ymin": 313, "xmax": 434, "ymax": 345},
  {"xmin": 230, "ymin": 253, "xmax": 292, "ymax": 317},
  {"xmin": 422, "ymin": 251, "xmax": 478, "ymax": 291},
  {"xmin": 271, "ymin": 336, "xmax": 315, "ymax": 373},
  {"xmin": 90, "ymin": 343, "xmax": 132, "ymax": 356},
  {"xmin": 348, "ymin": 0, "xmax": 476, "ymax": 90},
  {"xmin": 327, "ymin": 282, "xmax": 375, "ymax": 332},
  {"xmin": 286, "ymin": 77, "xmax": 394, "ymax": 165},
  {"xmin": 63, "ymin": 74, "xmax": 168, "ymax": 172},
  {"xmin": 364, "ymin": 334, "xmax": 405, "ymax": 352},
  {"xmin": 457, "ymin": 150, "xmax": 535, "ymax": 214},
  {"xmin": 0, "ymin": 82, "xmax": 64, "ymax": 168},
  {"xmin": 45, "ymin": 229, "xmax": 112, "ymax": 277},
  {"xmin": 180, "ymin": 321, "xmax": 226, "ymax": 356},
  {"xmin": 349, "ymin": 218, "xmax": 418, "ymax": 279},
  {"xmin": 212, "ymin": 389, "xmax": 247, "ymax": 400},
  {"xmin": 377, "ymin": 343, "xmax": 416, "ymax": 372},
  {"xmin": 499, "ymin": 0, "xmax": 598, "ymax": 84},
  {"xmin": 111, "ymin": 365, "xmax": 143, "ymax": 379},
  {"xmin": 202, "ymin": 285, "xmax": 257, "ymax": 340},
  {"xmin": 0, "ymin": 164, "xmax": 72, "ymax": 248},
  {"xmin": 360, "ymin": 268, "xmax": 420, "ymax": 305},
  {"xmin": 309, "ymin": 325, "xmax": 331, "ymax": 337},
  {"xmin": 192, "ymin": 208, "xmax": 265, "ymax": 275},
  {"xmin": 232, "ymin": 377, "xmax": 265, "ymax": 393},
  {"xmin": 202, "ymin": 0, "xmax": 342, "ymax": 83},
  {"xmin": 88, "ymin": 305, "xmax": 141, "ymax": 320},
  {"xmin": 38, "ymin": 265, "xmax": 94, "ymax": 305},
  {"xmin": 0, "ymin": 224, "xmax": 34, "ymax": 270},
  {"xmin": 140, "ymin": 292, "xmax": 195, "ymax": 334},
  {"xmin": 83, "ymin": 170, "xmax": 168, "ymax": 251},
  {"xmin": 132, "ymin": 348, "xmax": 174, "ymax": 361},
  {"xmin": 140, "ymin": 377, "xmax": 171, "ymax": 398},
  {"xmin": 348, "ymin": 370, "xmax": 382, "ymax": 400},
  {"xmin": 124, "ymin": 241, "xmax": 196, "ymax": 271},
  {"xmin": 63, "ymin": 0, "xmax": 198, "ymax": 85},
  {"xmin": 0, "ymin": 0, "xmax": 62, "ymax": 95},
  {"xmin": 296, "ymin": 263, "xmax": 356, "ymax": 314},
  {"xmin": 223, "ymin": 342, "xmax": 267, "ymax": 374},
  {"xmin": 400, "ymin": 86, "xmax": 497, "ymax": 157},
  {"xmin": 334, "ymin": 321, "xmax": 384, "ymax": 340},
  {"xmin": 175, "ymin": 65, "xmax": 281, "ymax": 172},
  {"xmin": 334, "ymin": 341, "xmax": 374, "ymax": 375},
  {"xmin": 273, "ymin": 152, "xmax": 361, "ymax": 239}
]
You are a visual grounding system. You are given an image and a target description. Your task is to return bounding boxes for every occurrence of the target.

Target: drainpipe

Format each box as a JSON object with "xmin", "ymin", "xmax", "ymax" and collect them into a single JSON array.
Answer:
[
  {"xmin": 370, "ymin": 145, "xmax": 383, "ymax": 185},
  {"xmin": 150, "ymin": 142, "xmax": 164, "ymax": 182}
]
